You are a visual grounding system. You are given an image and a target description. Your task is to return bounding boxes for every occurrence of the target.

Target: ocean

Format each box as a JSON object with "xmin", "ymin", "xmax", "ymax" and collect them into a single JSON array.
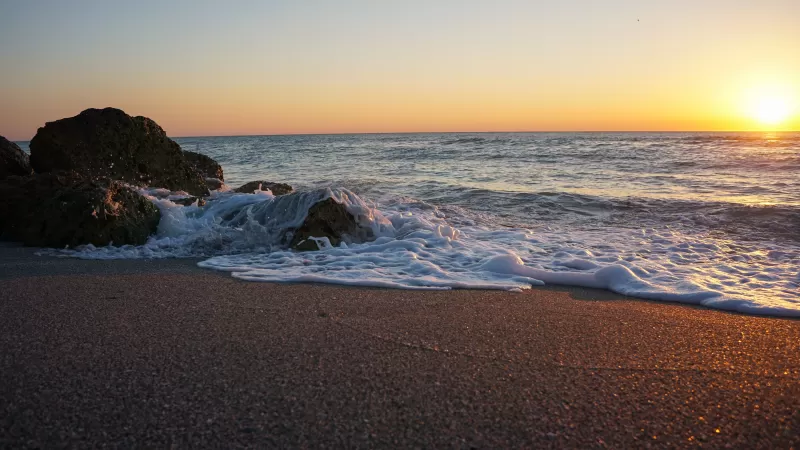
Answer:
[{"xmin": 19, "ymin": 132, "xmax": 800, "ymax": 316}]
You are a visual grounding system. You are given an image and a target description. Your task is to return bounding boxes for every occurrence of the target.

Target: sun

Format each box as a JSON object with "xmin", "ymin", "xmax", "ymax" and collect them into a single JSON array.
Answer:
[
  {"xmin": 739, "ymin": 79, "xmax": 796, "ymax": 129},
  {"xmin": 752, "ymin": 96, "xmax": 791, "ymax": 126}
]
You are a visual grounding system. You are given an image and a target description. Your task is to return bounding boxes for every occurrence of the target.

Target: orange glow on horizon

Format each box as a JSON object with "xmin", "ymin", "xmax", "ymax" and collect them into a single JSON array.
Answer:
[
  {"xmin": 2, "ymin": 2, "xmax": 799, "ymax": 140},
  {"xmin": 60, "ymin": 74, "xmax": 798, "ymax": 139},
  {"xmin": 10, "ymin": 71, "xmax": 797, "ymax": 140}
]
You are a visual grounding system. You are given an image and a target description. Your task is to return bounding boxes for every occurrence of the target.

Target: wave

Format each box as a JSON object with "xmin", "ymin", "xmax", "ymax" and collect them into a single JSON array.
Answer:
[
  {"xmin": 438, "ymin": 136, "xmax": 517, "ymax": 146},
  {"xmin": 398, "ymin": 184, "xmax": 800, "ymax": 241},
  {"xmin": 526, "ymin": 192, "xmax": 800, "ymax": 240},
  {"xmin": 680, "ymin": 133, "xmax": 800, "ymax": 146},
  {"xmin": 614, "ymin": 198, "xmax": 800, "ymax": 240},
  {"xmin": 441, "ymin": 137, "xmax": 488, "ymax": 145},
  {"xmin": 698, "ymin": 156, "xmax": 800, "ymax": 172},
  {"xmin": 49, "ymin": 185, "xmax": 800, "ymax": 317}
]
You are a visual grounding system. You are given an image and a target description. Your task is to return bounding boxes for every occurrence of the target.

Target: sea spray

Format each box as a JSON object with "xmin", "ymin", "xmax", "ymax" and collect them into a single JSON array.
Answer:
[{"xmin": 48, "ymin": 185, "xmax": 800, "ymax": 317}]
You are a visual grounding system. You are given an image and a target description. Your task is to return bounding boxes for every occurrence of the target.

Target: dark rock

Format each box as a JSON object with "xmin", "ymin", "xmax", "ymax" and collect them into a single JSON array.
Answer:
[
  {"xmin": 235, "ymin": 181, "xmax": 293, "ymax": 196},
  {"xmin": 289, "ymin": 198, "xmax": 372, "ymax": 251},
  {"xmin": 205, "ymin": 178, "xmax": 224, "ymax": 191},
  {"xmin": 184, "ymin": 150, "xmax": 224, "ymax": 181},
  {"xmin": 29, "ymin": 108, "xmax": 208, "ymax": 196},
  {"xmin": 0, "ymin": 136, "xmax": 32, "ymax": 179},
  {"xmin": 171, "ymin": 196, "xmax": 206, "ymax": 207},
  {"xmin": 0, "ymin": 172, "xmax": 161, "ymax": 248}
]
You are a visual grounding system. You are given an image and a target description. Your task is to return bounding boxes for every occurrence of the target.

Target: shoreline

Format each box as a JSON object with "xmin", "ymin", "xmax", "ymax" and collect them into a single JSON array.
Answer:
[
  {"xmin": 2, "ymin": 245, "xmax": 799, "ymax": 447},
  {"xmin": 6, "ymin": 243, "xmax": 798, "ymax": 321}
]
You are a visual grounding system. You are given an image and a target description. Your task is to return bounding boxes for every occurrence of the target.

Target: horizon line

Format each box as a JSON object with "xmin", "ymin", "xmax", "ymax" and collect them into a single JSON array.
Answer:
[
  {"xmin": 10, "ymin": 129, "xmax": 798, "ymax": 143},
  {"xmin": 170, "ymin": 129, "xmax": 799, "ymax": 139}
]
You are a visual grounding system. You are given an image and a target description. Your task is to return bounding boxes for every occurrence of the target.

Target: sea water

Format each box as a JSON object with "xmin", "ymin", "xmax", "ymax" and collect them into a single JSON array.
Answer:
[{"xmin": 21, "ymin": 133, "xmax": 800, "ymax": 316}]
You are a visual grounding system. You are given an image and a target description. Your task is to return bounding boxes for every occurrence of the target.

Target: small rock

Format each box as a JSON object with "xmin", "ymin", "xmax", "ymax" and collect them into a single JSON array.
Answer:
[
  {"xmin": 235, "ymin": 180, "xmax": 293, "ymax": 196},
  {"xmin": 289, "ymin": 197, "xmax": 373, "ymax": 251},
  {"xmin": 205, "ymin": 177, "xmax": 224, "ymax": 191},
  {"xmin": 172, "ymin": 196, "xmax": 206, "ymax": 207}
]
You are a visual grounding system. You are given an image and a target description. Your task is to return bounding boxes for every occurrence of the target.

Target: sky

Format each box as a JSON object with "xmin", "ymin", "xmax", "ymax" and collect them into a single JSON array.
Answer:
[{"xmin": 1, "ymin": 0, "xmax": 799, "ymax": 140}]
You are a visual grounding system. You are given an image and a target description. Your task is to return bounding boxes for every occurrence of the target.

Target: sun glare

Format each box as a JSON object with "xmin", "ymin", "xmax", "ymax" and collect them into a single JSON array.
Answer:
[
  {"xmin": 753, "ymin": 97, "xmax": 791, "ymax": 125},
  {"xmin": 741, "ymin": 81, "xmax": 796, "ymax": 129}
]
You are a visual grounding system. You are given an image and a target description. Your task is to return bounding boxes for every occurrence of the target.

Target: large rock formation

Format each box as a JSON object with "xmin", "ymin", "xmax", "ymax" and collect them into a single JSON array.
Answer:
[
  {"xmin": 184, "ymin": 150, "xmax": 224, "ymax": 181},
  {"xmin": 235, "ymin": 180, "xmax": 293, "ymax": 196},
  {"xmin": 0, "ymin": 136, "xmax": 32, "ymax": 179},
  {"xmin": 0, "ymin": 172, "xmax": 161, "ymax": 248},
  {"xmin": 290, "ymin": 198, "xmax": 372, "ymax": 251},
  {"xmin": 29, "ymin": 108, "xmax": 208, "ymax": 196}
]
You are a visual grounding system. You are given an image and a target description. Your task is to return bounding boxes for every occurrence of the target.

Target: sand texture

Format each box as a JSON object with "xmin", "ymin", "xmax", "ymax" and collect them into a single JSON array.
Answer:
[{"xmin": 1, "ymin": 246, "xmax": 798, "ymax": 448}]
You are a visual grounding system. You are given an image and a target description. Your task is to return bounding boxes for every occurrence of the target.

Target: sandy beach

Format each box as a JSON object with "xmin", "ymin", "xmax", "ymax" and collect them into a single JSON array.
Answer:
[
  {"xmin": 1, "ymin": 244, "xmax": 798, "ymax": 448},
  {"xmin": 3, "ymin": 0, "xmax": 799, "ymax": 447}
]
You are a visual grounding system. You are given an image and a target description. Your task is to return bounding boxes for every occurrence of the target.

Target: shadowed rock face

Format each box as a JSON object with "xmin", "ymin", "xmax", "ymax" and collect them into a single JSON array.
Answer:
[
  {"xmin": 290, "ymin": 198, "xmax": 370, "ymax": 251},
  {"xmin": 0, "ymin": 172, "xmax": 161, "ymax": 248},
  {"xmin": 235, "ymin": 181, "xmax": 293, "ymax": 196},
  {"xmin": 185, "ymin": 151, "xmax": 224, "ymax": 181},
  {"xmin": 29, "ymin": 108, "xmax": 208, "ymax": 196},
  {"xmin": 0, "ymin": 136, "xmax": 32, "ymax": 179}
]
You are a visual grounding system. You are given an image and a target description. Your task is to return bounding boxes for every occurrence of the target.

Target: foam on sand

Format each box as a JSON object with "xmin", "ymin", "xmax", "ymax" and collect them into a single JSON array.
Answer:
[{"xmin": 52, "ymin": 187, "xmax": 800, "ymax": 317}]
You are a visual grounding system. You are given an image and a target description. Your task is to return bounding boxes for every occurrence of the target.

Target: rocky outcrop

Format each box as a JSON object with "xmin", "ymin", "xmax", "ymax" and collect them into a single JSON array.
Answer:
[
  {"xmin": 235, "ymin": 181, "xmax": 293, "ymax": 196},
  {"xmin": 0, "ymin": 172, "xmax": 161, "ymax": 248},
  {"xmin": 184, "ymin": 150, "xmax": 224, "ymax": 181},
  {"xmin": 0, "ymin": 136, "xmax": 32, "ymax": 179},
  {"xmin": 29, "ymin": 108, "xmax": 208, "ymax": 196},
  {"xmin": 290, "ymin": 198, "xmax": 371, "ymax": 251}
]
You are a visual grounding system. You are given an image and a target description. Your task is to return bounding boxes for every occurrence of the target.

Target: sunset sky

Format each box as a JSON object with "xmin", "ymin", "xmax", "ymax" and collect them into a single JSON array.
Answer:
[{"xmin": 1, "ymin": 0, "xmax": 799, "ymax": 140}]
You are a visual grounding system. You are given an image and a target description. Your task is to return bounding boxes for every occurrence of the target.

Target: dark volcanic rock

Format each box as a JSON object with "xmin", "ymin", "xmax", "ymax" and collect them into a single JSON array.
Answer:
[
  {"xmin": 171, "ymin": 196, "xmax": 206, "ymax": 207},
  {"xmin": 184, "ymin": 151, "xmax": 224, "ymax": 181},
  {"xmin": 0, "ymin": 135, "xmax": 32, "ymax": 179},
  {"xmin": 204, "ymin": 178, "xmax": 224, "ymax": 191},
  {"xmin": 235, "ymin": 181, "xmax": 293, "ymax": 196},
  {"xmin": 29, "ymin": 108, "xmax": 208, "ymax": 196},
  {"xmin": 290, "ymin": 198, "xmax": 371, "ymax": 251},
  {"xmin": 0, "ymin": 172, "xmax": 161, "ymax": 248}
]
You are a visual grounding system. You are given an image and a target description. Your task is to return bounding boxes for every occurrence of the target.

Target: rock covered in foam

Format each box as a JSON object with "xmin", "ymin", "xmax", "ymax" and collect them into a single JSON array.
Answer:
[
  {"xmin": 290, "ymin": 197, "xmax": 373, "ymax": 251},
  {"xmin": 0, "ymin": 172, "xmax": 160, "ymax": 247},
  {"xmin": 235, "ymin": 180, "xmax": 293, "ymax": 195},
  {"xmin": 0, "ymin": 135, "xmax": 32, "ymax": 179},
  {"xmin": 29, "ymin": 108, "xmax": 208, "ymax": 196},
  {"xmin": 184, "ymin": 150, "xmax": 224, "ymax": 181}
]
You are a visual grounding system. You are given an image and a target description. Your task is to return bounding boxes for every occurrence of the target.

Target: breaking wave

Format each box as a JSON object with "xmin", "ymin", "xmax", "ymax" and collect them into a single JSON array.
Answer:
[
  {"xmin": 53, "ymin": 185, "xmax": 800, "ymax": 318},
  {"xmin": 25, "ymin": 131, "xmax": 799, "ymax": 318}
]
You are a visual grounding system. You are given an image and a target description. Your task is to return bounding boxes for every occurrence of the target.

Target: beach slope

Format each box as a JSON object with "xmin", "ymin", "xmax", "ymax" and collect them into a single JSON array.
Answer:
[{"xmin": 1, "ymin": 246, "xmax": 798, "ymax": 447}]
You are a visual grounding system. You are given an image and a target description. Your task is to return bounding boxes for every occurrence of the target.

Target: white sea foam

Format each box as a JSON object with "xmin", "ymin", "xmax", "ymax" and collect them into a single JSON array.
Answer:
[{"xmin": 52, "ymin": 187, "xmax": 800, "ymax": 318}]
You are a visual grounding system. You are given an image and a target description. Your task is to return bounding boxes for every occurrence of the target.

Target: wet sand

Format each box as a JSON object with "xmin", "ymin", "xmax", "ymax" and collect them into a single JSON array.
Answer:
[{"xmin": 1, "ymin": 245, "xmax": 798, "ymax": 448}]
